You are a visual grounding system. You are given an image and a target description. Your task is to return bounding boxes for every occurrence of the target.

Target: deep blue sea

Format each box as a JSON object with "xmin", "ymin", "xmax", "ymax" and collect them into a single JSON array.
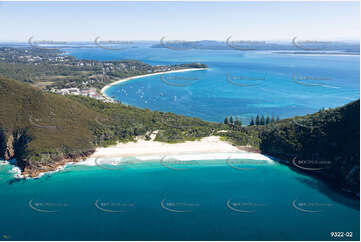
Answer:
[
  {"xmin": 0, "ymin": 159, "xmax": 359, "ymax": 241},
  {"xmin": 0, "ymin": 46, "xmax": 359, "ymax": 241},
  {"xmin": 65, "ymin": 46, "xmax": 360, "ymax": 123}
]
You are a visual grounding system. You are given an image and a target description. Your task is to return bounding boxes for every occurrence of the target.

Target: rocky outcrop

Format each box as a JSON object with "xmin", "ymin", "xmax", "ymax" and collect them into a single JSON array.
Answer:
[
  {"xmin": 0, "ymin": 128, "xmax": 95, "ymax": 178},
  {"xmin": 4, "ymin": 136, "xmax": 15, "ymax": 160},
  {"xmin": 18, "ymin": 150, "xmax": 94, "ymax": 178},
  {"xmin": 0, "ymin": 129, "xmax": 15, "ymax": 160}
]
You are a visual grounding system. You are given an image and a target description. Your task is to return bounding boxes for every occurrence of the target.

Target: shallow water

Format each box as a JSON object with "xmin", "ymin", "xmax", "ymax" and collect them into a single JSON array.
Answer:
[
  {"xmin": 0, "ymin": 158, "xmax": 359, "ymax": 241},
  {"xmin": 0, "ymin": 46, "xmax": 358, "ymax": 241},
  {"xmin": 66, "ymin": 47, "xmax": 360, "ymax": 123}
]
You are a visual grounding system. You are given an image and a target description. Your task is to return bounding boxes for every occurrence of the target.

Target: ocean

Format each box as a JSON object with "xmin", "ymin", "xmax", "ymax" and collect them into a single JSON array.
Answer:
[
  {"xmin": 0, "ymin": 157, "xmax": 359, "ymax": 241},
  {"xmin": 66, "ymin": 46, "xmax": 360, "ymax": 124},
  {"xmin": 0, "ymin": 46, "xmax": 359, "ymax": 241}
]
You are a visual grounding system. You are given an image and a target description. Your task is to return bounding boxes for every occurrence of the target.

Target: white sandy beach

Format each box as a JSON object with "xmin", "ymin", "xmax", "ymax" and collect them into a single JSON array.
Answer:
[
  {"xmin": 94, "ymin": 69, "xmax": 273, "ymax": 166},
  {"xmin": 101, "ymin": 68, "xmax": 208, "ymax": 98},
  {"xmin": 6, "ymin": 135, "xmax": 272, "ymax": 179},
  {"xmin": 83, "ymin": 136, "xmax": 273, "ymax": 166}
]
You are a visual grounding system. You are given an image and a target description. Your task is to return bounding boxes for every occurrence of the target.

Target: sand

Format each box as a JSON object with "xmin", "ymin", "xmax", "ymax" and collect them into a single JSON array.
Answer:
[
  {"xmin": 101, "ymin": 68, "xmax": 208, "ymax": 98},
  {"xmin": 85, "ymin": 136, "xmax": 273, "ymax": 164}
]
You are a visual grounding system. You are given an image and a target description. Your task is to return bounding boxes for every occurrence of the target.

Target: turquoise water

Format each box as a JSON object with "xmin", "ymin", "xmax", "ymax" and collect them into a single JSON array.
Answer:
[
  {"xmin": 0, "ymin": 159, "xmax": 359, "ymax": 241},
  {"xmin": 66, "ymin": 47, "xmax": 360, "ymax": 123},
  {"xmin": 0, "ymin": 47, "xmax": 358, "ymax": 241}
]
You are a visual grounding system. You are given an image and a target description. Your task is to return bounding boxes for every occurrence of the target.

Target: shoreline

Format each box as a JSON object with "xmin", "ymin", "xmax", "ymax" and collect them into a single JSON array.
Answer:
[
  {"xmin": 79, "ymin": 135, "xmax": 273, "ymax": 167},
  {"xmin": 100, "ymin": 68, "xmax": 208, "ymax": 100},
  {"xmin": 7, "ymin": 136, "xmax": 272, "ymax": 179}
]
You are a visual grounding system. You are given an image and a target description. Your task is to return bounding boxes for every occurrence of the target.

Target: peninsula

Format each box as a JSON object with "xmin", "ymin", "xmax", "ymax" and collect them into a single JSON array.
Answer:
[{"xmin": 0, "ymin": 77, "xmax": 359, "ymax": 196}]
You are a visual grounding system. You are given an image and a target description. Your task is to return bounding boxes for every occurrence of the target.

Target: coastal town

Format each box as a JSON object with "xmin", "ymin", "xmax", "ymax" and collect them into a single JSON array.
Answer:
[
  {"xmin": 0, "ymin": 47, "xmax": 207, "ymax": 103},
  {"xmin": 49, "ymin": 87, "xmax": 115, "ymax": 102}
]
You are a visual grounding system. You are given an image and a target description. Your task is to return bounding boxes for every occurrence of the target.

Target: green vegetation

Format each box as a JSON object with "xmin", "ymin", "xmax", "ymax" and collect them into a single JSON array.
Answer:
[
  {"xmin": 223, "ymin": 115, "xmax": 242, "ymax": 127},
  {"xmin": 0, "ymin": 47, "xmax": 207, "ymax": 91},
  {"xmin": 69, "ymin": 95, "xmax": 220, "ymax": 144},
  {"xmin": 221, "ymin": 101, "xmax": 360, "ymax": 194},
  {"xmin": 244, "ymin": 114, "xmax": 278, "ymax": 126},
  {"xmin": 0, "ymin": 77, "xmax": 220, "ymax": 176},
  {"xmin": 258, "ymin": 101, "xmax": 360, "ymax": 193},
  {"xmin": 0, "ymin": 76, "xmax": 359, "ymax": 194}
]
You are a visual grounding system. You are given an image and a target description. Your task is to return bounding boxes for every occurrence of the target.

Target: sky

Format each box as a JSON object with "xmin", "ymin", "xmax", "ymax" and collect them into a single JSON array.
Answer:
[{"xmin": 0, "ymin": 1, "xmax": 359, "ymax": 42}]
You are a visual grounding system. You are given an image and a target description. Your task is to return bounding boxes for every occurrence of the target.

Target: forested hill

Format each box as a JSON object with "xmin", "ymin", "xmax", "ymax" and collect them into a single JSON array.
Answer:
[
  {"xmin": 0, "ymin": 77, "xmax": 359, "ymax": 195},
  {"xmin": 0, "ymin": 77, "xmax": 219, "ymax": 177},
  {"xmin": 258, "ymin": 100, "xmax": 360, "ymax": 194}
]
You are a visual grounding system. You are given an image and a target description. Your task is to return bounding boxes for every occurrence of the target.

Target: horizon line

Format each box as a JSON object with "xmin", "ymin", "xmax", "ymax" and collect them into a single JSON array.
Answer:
[{"xmin": 0, "ymin": 39, "xmax": 360, "ymax": 43}]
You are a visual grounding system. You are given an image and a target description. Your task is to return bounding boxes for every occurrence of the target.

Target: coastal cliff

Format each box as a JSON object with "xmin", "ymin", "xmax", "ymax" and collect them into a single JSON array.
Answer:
[
  {"xmin": 258, "ymin": 100, "xmax": 360, "ymax": 194},
  {"xmin": 0, "ymin": 130, "xmax": 15, "ymax": 160},
  {"xmin": 0, "ymin": 77, "xmax": 102, "ymax": 177},
  {"xmin": 0, "ymin": 77, "xmax": 359, "ymax": 194},
  {"xmin": 0, "ymin": 77, "xmax": 218, "ymax": 177},
  {"xmin": 0, "ymin": 129, "xmax": 93, "ymax": 177},
  {"xmin": 218, "ymin": 100, "xmax": 360, "ymax": 196}
]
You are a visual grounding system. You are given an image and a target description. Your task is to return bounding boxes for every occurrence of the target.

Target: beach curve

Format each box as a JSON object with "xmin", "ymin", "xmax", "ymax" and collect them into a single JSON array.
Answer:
[{"xmin": 101, "ymin": 68, "xmax": 208, "ymax": 101}]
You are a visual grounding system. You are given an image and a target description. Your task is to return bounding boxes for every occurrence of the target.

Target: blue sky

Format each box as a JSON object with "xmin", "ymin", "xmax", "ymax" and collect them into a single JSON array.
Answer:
[{"xmin": 0, "ymin": 1, "xmax": 359, "ymax": 41}]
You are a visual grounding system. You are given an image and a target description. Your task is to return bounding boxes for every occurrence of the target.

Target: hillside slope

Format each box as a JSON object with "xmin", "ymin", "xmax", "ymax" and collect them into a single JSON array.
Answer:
[
  {"xmin": 0, "ymin": 77, "xmax": 359, "ymax": 195},
  {"xmin": 0, "ymin": 77, "xmax": 219, "ymax": 177},
  {"xmin": 258, "ymin": 100, "xmax": 360, "ymax": 194},
  {"xmin": 0, "ymin": 77, "xmax": 102, "ymax": 176}
]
